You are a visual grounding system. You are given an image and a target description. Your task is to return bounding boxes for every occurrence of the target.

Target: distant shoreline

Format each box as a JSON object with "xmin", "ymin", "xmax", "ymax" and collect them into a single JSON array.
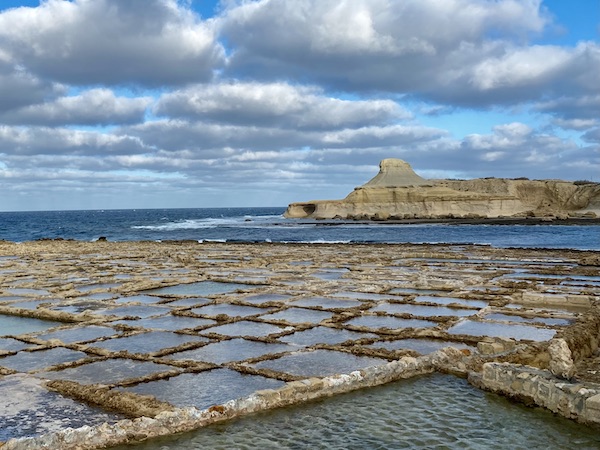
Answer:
[{"xmin": 286, "ymin": 217, "xmax": 600, "ymax": 226}]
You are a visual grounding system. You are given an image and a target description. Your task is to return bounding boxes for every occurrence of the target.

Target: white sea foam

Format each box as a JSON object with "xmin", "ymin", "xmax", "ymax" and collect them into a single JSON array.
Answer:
[{"xmin": 132, "ymin": 215, "xmax": 284, "ymax": 231}]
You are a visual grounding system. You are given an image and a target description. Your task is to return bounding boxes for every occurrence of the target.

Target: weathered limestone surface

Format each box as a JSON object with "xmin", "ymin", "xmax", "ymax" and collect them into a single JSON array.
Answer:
[
  {"xmin": 0, "ymin": 241, "xmax": 598, "ymax": 448},
  {"xmin": 472, "ymin": 362, "xmax": 600, "ymax": 425},
  {"xmin": 2, "ymin": 349, "xmax": 463, "ymax": 450},
  {"xmin": 285, "ymin": 158, "xmax": 600, "ymax": 220},
  {"xmin": 548, "ymin": 338, "xmax": 576, "ymax": 379}
]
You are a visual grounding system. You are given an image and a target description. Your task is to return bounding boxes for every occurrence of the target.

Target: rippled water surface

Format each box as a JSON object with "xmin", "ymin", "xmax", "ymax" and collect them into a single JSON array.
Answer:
[
  {"xmin": 1, "ymin": 208, "xmax": 599, "ymax": 250},
  {"xmin": 109, "ymin": 374, "xmax": 600, "ymax": 450}
]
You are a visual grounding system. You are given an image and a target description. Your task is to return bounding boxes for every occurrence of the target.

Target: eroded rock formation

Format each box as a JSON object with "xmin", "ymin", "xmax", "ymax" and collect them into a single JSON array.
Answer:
[{"xmin": 285, "ymin": 158, "xmax": 600, "ymax": 220}]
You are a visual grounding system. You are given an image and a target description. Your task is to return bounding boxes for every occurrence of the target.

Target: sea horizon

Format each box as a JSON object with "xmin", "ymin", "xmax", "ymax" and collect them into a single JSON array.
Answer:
[{"xmin": 0, "ymin": 207, "xmax": 599, "ymax": 250}]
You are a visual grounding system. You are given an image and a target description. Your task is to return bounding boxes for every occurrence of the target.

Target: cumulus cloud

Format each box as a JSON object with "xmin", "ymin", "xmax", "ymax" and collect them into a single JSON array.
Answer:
[
  {"xmin": 0, "ymin": 61, "xmax": 65, "ymax": 113},
  {"xmin": 0, "ymin": 0, "xmax": 225, "ymax": 86},
  {"xmin": 219, "ymin": 0, "xmax": 598, "ymax": 106},
  {"xmin": 536, "ymin": 94, "xmax": 600, "ymax": 121},
  {"xmin": 0, "ymin": 0, "xmax": 598, "ymax": 209},
  {"xmin": 582, "ymin": 128, "xmax": 600, "ymax": 144},
  {"xmin": 122, "ymin": 118, "xmax": 444, "ymax": 153},
  {"xmin": 0, "ymin": 126, "xmax": 151, "ymax": 156},
  {"xmin": 458, "ymin": 122, "xmax": 588, "ymax": 178},
  {"xmin": 0, "ymin": 89, "xmax": 152, "ymax": 126},
  {"xmin": 155, "ymin": 82, "xmax": 411, "ymax": 129}
]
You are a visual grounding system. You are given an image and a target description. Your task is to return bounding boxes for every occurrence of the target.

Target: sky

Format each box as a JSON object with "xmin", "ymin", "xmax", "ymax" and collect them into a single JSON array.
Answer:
[{"xmin": 0, "ymin": 0, "xmax": 598, "ymax": 211}]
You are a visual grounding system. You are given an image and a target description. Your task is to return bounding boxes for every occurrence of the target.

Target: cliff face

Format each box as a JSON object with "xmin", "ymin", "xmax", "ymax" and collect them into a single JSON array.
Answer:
[{"xmin": 285, "ymin": 159, "xmax": 600, "ymax": 220}]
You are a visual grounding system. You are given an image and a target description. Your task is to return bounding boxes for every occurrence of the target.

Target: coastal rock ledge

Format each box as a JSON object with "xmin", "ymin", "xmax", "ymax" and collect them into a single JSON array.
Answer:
[{"xmin": 284, "ymin": 158, "xmax": 600, "ymax": 221}]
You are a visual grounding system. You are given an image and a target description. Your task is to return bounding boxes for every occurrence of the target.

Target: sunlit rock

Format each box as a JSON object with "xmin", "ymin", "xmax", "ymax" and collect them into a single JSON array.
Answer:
[{"xmin": 285, "ymin": 158, "xmax": 600, "ymax": 220}]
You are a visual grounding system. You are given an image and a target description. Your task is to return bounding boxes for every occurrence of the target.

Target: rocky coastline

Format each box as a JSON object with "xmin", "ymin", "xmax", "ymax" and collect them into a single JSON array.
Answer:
[{"xmin": 285, "ymin": 159, "xmax": 600, "ymax": 221}]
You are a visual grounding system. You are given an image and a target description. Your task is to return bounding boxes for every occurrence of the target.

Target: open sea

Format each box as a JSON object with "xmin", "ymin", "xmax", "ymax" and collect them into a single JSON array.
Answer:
[
  {"xmin": 1, "ymin": 208, "xmax": 600, "ymax": 449},
  {"xmin": 0, "ymin": 207, "xmax": 598, "ymax": 250}
]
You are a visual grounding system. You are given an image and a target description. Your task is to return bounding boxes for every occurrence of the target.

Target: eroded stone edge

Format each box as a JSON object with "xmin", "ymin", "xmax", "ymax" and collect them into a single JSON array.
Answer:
[
  {"xmin": 0, "ymin": 348, "xmax": 463, "ymax": 450},
  {"xmin": 471, "ymin": 362, "xmax": 600, "ymax": 425}
]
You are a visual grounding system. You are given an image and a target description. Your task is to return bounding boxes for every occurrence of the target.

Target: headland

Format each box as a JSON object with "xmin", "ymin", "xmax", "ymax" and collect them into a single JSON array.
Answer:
[{"xmin": 285, "ymin": 159, "xmax": 600, "ymax": 221}]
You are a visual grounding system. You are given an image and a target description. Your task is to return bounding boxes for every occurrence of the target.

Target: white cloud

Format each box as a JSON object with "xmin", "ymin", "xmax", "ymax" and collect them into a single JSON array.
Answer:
[
  {"xmin": 471, "ymin": 45, "xmax": 571, "ymax": 90},
  {"xmin": 536, "ymin": 94, "xmax": 600, "ymax": 121},
  {"xmin": 218, "ymin": 0, "xmax": 599, "ymax": 108},
  {"xmin": 220, "ymin": 1, "xmax": 553, "ymax": 99},
  {"xmin": 582, "ymin": 128, "xmax": 600, "ymax": 144},
  {"xmin": 459, "ymin": 122, "xmax": 586, "ymax": 177},
  {"xmin": 0, "ymin": 60, "xmax": 65, "ymax": 113},
  {"xmin": 0, "ymin": 0, "xmax": 598, "ymax": 210},
  {"xmin": 551, "ymin": 118, "xmax": 599, "ymax": 131},
  {"xmin": 0, "ymin": 126, "xmax": 151, "ymax": 156},
  {"xmin": 0, "ymin": 89, "xmax": 152, "ymax": 126},
  {"xmin": 155, "ymin": 82, "xmax": 410, "ymax": 129},
  {"xmin": 0, "ymin": 0, "xmax": 225, "ymax": 86}
]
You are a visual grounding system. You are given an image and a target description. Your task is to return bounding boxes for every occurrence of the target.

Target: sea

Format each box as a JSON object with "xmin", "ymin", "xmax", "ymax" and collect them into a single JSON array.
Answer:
[{"xmin": 0, "ymin": 207, "xmax": 599, "ymax": 250}]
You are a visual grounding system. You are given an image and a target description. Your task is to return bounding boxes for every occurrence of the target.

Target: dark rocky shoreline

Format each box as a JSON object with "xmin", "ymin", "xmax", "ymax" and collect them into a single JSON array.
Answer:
[{"xmin": 287, "ymin": 217, "xmax": 600, "ymax": 226}]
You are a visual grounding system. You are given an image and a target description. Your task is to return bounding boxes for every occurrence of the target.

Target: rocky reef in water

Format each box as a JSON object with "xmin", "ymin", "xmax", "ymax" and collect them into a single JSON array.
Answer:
[{"xmin": 285, "ymin": 158, "xmax": 600, "ymax": 221}]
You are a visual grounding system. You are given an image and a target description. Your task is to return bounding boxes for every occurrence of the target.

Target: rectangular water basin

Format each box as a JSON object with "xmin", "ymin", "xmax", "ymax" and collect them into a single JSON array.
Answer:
[
  {"xmin": 252, "ymin": 349, "xmax": 388, "ymax": 378},
  {"xmin": 0, "ymin": 375, "xmax": 122, "ymax": 442},
  {"xmin": 79, "ymin": 293, "xmax": 116, "ymax": 301},
  {"xmin": 368, "ymin": 338, "xmax": 474, "ymax": 354},
  {"xmin": 163, "ymin": 298, "xmax": 212, "ymax": 308},
  {"xmin": 0, "ymin": 337, "xmax": 31, "ymax": 353},
  {"xmin": 191, "ymin": 303, "xmax": 272, "ymax": 318},
  {"xmin": 114, "ymin": 315, "xmax": 217, "ymax": 331},
  {"xmin": 40, "ymin": 359, "xmax": 179, "ymax": 385},
  {"xmin": 414, "ymin": 296, "xmax": 489, "ymax": 309},
  {"xmin": 165, "ymin": 338, "xmax": 292, "ymax": 364},
  {"xmin": 370, "ymin": 303, "xmax": 477, "ymax": 318},
  {"xmin": 291, "ymin": 297, "xmax": 362, "ymax": 310},
  {"xmin": 259, "ymin": 308, "xmax": 333, "ymax": 325},
  {"xmin": 35, "ymin": 325, "xmax": 118, "ymax": 344},
  {"xmin": 0, "ymin": 347, "xmax": 88, "ymax": 372},
  {"xmin": 447, "ymin": 320, "xmax": 556, "ymax": 341},
  {"xmin": 95, "ymin": 305, "xmax": 170, "ymax": 319},
  {"xmin": 89, "ymin": 331, "xmax": 208, "ymax": 354},
  {"xmin": 121, "ymin": 368, "xmax": 285, "ymax": 410},
  {"xmin": 346, "ymin": 316, "xmax": 438, "ymax": 330},
  {"xmin": 0, "ymin": 315, "xmax": 61, "ymax": 336},
  {"xmin": 242, "ymin": 294, "xmax": 292, "ymax": 305},
  {"xmin": 279, "ymin": 327, "xmax": 377, "ymax": 347},
  {"xmin": 200, "ymin": 321, "xmax": 287, "ymax": 338},
  {"xmin": 144, "ymin": 281, "xmax": 257, "ymax": 297},
  {"xmin": 483, "ymin": 313, "xmax": 571, "ymax": 326},
  {"xmin": 77, "ymin": 283, "xmax": 121, "ymax": 293},
  {"xmin": 114, "ymin": 295, "xmax": 163, "ymax": 304},
  {"xmin": 51, "ymin": 300, "xmax": 107, "ymax": 314},
  {"xmin": 311, "ymin": 269, "xmax": 349, "ymax": 281},
  {"xmin": 4, "ymin": 299, "xmax": 56, "ymax": 310},
  {"xmin": 331, "ymin": 292, "xmax": 392, "ymax": 301}
]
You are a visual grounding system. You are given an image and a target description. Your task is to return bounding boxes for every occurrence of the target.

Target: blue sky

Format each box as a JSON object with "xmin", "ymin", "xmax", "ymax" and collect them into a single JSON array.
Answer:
[{"xmin": 0, "ymin": 0, "xmax": 598, "ymax": 211}]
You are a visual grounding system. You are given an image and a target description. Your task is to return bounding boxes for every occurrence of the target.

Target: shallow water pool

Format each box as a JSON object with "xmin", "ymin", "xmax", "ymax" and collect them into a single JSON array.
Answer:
[
  {"xmin": 0, "ymin": 314, "xmax": 60, "ymax": 336},
  {"xmin": 448, "ymin": 319, "xmax": 556, "ymax": 341},
  {"xmin": 144, "ymin": 281, "xmax": 256, "ymax": 296},
  {"xmin": 107, "ymin": 373, "xmax": 600, "ymax": 450}
]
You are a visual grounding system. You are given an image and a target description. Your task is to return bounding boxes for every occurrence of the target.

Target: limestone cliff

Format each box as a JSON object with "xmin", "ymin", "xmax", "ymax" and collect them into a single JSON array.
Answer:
[{"xmin": 285, "ymin": 159, "xmax": 600, "ymax": 220}]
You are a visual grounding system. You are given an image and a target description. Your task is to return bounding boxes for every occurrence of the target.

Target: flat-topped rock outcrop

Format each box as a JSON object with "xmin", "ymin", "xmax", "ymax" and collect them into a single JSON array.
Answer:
[{"xmin": 285, "ymin": 159, "xmax": 600, "ymax": 220}]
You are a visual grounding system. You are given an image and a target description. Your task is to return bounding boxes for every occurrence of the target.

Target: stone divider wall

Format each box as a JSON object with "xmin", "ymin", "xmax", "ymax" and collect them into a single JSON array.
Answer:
[
  {"xmin": 471, "ymin": 362, "xmax": 600, "ymax": 425},
  {"xmin": 1, "ymin": 348, "xmax": 464, "ymax": 450}
]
